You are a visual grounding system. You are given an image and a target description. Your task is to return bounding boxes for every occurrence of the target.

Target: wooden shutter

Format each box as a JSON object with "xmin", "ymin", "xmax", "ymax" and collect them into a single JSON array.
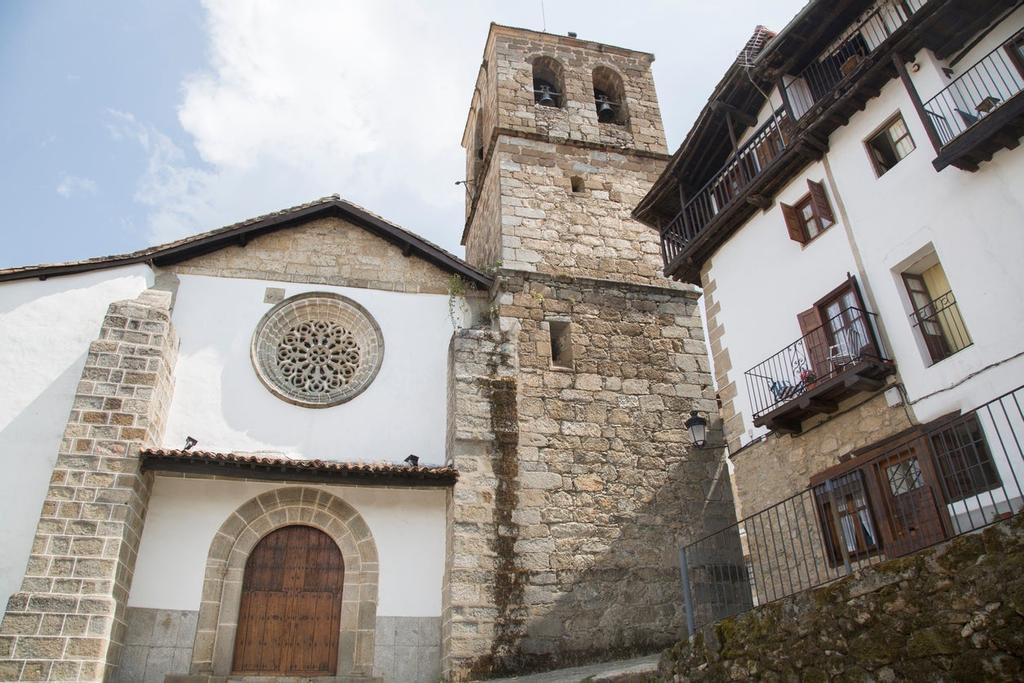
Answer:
[
  {"xmin": 782, "ymin": 202, "xmax": 806, "ymax": 244},
  {"xmin": 797, "ymin": 306, "xmax": 829, "ymax": 379},
  {"xmin": 807, "ymin": 180, "xmax": 835, "ymax": 224}
]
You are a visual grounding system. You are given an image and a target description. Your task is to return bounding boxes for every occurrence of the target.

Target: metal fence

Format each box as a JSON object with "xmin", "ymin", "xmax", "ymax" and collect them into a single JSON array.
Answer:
[
  {"xmin": 909, "ymin": 290, "xmax": 973, "ymax": 365},
  {"xmin": 783, "ymin": 0, "xmax": 927, "ymax": 120},
  {"xmin": 744, "ymin": 307, "xmax": 888, "ymax": 421},
  {"xmin": 923, "ymin": 30, "xmax": 1024, "ymax": 146},
  {"xmin": 679, "ymin": 385, "xmax": 1024, "ymax": 634}
]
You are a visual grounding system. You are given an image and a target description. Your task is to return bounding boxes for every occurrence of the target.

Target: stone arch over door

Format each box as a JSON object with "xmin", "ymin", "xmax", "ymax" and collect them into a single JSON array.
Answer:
[{"xmin": 190, "ymin": 487, "xmax": 379, "ymax": 678}]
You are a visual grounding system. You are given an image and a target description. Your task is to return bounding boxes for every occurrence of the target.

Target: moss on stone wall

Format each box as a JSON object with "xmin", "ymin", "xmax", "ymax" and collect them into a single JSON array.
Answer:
[{"xmin": 660, "ymin": 513, "xmax": 1024, "ymax": 682}]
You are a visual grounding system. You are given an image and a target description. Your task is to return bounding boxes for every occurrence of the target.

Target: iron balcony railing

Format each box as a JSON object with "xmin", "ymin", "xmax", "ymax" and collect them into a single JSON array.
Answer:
[
  {"xmin": 744, "ymin": 307, "xmax": 888, "ymax": 421},
  {"xmin": 783, "ymin": 0, "xmax": 926, "ymax": 120},
  {"xmin": 661, "ymin": 111, "xmax": 791, "ymax": 266},
  {"xmin": 678, "ymin": 385, "xmax": 1024, "ymax": 634},
  {"xmin": 660, "ymin": 1, "xmax": 928, "ymax": 268},
  {"xmin": 909, "ymin": 290, "xmax": 973, "ymax": 365},
  {"xmin": 922, "ymin": 31, "xmax": 1024, "ymax": 146}
]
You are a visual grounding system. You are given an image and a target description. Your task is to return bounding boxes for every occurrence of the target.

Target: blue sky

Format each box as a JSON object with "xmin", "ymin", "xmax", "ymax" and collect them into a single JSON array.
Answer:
[{"xmin": 0, "ymin": 0, "xmax": 805, "ymax": 269}]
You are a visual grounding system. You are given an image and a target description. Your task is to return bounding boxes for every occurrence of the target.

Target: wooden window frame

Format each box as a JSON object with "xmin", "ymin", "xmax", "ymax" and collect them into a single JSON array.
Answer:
[
  {"xmin": 866, "ymin": 113, "xmax": 915, "ymax": 177},
  {"xmin": 794, "ymin": 276, "xmax": 869, "ymax": 385},
  {"xmin": 1007, "ymin": 31, "xmax": 1024, "ymax": 78},
  {"xmin": 781, "ymin": 179, "xmax": 836, "ymax": 245},
  {"xmin": 812, "ymin": 470, "xmax": 882, "ymax": 567},
  {"xmin": 901, "ymin": 271, "xmax": 953, "ymax": 365},
  {"xmin": 810, "ymin": 424, "xmax": 943, "ymax": 566}
]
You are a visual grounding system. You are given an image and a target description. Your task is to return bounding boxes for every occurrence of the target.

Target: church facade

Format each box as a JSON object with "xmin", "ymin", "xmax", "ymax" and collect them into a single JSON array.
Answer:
[{"xmin": 0, "ymin": 24, "xmax": 739, "ymax": 683}]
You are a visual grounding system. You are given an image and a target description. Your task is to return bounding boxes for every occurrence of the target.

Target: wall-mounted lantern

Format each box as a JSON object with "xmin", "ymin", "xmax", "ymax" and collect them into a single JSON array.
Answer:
[{"xmin": 685, "ymin": 411, "xmax": 708, "ymax": 449}]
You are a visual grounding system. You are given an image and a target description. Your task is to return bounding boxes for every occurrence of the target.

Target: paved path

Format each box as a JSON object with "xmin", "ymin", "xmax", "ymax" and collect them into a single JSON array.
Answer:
[{"xmin": 484, "ymin": 654, "xmax": 660, "ymax": 682}]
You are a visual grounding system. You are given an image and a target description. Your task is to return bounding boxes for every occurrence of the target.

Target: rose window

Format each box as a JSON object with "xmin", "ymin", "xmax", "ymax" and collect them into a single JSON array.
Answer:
[{"xmin": 251, "ymin": 293, "xmax": 384, "ymax": 407}]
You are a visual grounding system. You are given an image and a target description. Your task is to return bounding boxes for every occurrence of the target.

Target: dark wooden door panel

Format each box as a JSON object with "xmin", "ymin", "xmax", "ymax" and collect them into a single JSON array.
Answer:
[
  {"xmin": 870, "ymin": 440, "xmax": 951, "ymax": 558},
  {"xmin": 232, "ymin": 525, "xmax": 345, "ymax": 676}
]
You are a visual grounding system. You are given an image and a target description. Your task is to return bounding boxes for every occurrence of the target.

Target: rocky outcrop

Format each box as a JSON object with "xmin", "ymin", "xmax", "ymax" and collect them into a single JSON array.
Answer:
[{"xmin": 660, "ymin": 513, "xmax": 1024, "ymax": 682}]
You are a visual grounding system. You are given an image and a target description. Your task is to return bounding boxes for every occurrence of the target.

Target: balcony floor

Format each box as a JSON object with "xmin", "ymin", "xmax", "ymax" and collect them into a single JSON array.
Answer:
[
  {"xmin": 933, "ymin": 90, "xmax": 1024, "ymax": 172},
  {"xmin": 752, "ymin": 359, "xmax": 895, "ymax": 435}
]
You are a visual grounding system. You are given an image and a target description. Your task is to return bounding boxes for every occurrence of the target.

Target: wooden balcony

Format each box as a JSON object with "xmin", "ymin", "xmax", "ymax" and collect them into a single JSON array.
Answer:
[
  {"xmin": 651, "ymin": 0, "xmax": 1014, "ymax": 284},
  {"xmin": 924, "ymin": 30, "xmax": 1024, "ymax": 171},
  {"xmin": 745, "ymin": 308, "xmax": 895, "ymax": 434}
]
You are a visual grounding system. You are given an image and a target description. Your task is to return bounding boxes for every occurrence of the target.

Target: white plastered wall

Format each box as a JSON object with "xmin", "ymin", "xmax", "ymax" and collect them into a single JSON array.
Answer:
[
  {"xmin": 164, "ymin": 274, "xmax": 460, "ymax": 466},
  {"xmin": 823, "ymin": 9, "xmax": 1024, "ymax": 423},
  {"xmin": 706, "ymin": 160, "xmax": 861, "ymax": 444},
  {"xmin": 0, "ymin": 266, "xmax": 152, "ymax": 617},
  {"xmin": 708, "ymin": 9, "xmax": 1024, "ymax": 442},
  {"xmin": 128, "ymin": 477, "xmax": 446, "ymax": 617}
]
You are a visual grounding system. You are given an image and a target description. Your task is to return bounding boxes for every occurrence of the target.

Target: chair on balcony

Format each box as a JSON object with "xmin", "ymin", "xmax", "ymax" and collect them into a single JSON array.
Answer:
[
  {"xmin": 956, "ymin": 108, "xmax": 979, "ymax": 127},
  {"xmin": 769, "ymin": 379, "xmax": 805, "ymax": 403}
]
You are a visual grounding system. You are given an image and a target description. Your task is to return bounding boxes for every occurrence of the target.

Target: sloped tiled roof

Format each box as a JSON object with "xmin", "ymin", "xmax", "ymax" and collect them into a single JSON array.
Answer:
[
  {"xmin": 140, "ymin": 447, "xmax": 458, "ymax": 486},
  {"xmin": 0, "ymin": 194, "xmax": 492, "ymax": 288}
]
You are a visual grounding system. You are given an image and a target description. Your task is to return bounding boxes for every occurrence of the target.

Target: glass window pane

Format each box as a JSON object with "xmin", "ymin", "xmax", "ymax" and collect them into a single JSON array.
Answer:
[
  {"xmin": 889, "ymin": 118, "xmax": 908, "ymax": 139},
  {"xmin": 895, "ymin": 136, "xmax": 915, "ymax": 159}
]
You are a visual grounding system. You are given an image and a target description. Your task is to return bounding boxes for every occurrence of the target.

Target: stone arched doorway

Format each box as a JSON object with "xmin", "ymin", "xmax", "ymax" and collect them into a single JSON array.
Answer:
[
  {"xmin": 232, "ymin": 524, "xmax": 345, "ymax": 676},
  {"xmin": 190, "ymin": 487, "xmax": 379, "ymax": 678}
]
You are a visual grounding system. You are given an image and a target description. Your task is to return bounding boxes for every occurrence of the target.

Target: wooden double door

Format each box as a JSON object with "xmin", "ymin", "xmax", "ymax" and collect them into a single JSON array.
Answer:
[{"xmin": 232, "ymin": 525, "xmax": 344, "ymax": 676}]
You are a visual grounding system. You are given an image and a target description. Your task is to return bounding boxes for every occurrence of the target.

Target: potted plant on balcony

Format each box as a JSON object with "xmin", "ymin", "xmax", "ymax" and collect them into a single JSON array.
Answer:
[{"xmin": 840, "ymin": 52, "xmax": 863, "ymax": 77}]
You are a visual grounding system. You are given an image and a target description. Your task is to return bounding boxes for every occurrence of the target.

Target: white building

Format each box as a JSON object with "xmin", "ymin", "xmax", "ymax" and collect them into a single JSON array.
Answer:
[
  {"xmin": 0, "ymin": 197, "xmax": 490, "ymax": 682},
  {"xmin": 0, "ymin": 23, "xmax": 737, "ymax": 683},
  {"xmin": 635, "ymin": 0, "xmax": 1024, "ymax": 570}
]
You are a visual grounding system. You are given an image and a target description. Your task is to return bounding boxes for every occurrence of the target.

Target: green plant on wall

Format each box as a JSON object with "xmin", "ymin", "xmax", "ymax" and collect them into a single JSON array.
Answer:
[{"xmin": 447, "ymin": 274, "xmax": 468, "ymax": 328}]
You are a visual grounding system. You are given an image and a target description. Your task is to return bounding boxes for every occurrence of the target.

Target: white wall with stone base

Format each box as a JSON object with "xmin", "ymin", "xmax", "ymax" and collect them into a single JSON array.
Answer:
[
  {"xmin": 121, "ymin": 476, "xmax": 447, "ymax": 683},
  {"xmin": 0, "ymin": 266, "xmax": 151, "ymax": 620}
]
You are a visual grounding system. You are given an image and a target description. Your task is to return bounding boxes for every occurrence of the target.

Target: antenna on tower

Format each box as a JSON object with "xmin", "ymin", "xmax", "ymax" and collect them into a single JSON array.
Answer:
[
  {"xmin": 540, "ymin": 0, "xmax": 547, "ymax": 32},
  {"xmin": 737, "ymin": 25, "xmax": 773, "ymax": 69},
  {"xmin": 737, "ymin": 25, "xmax": 783, "ymax": 132}
]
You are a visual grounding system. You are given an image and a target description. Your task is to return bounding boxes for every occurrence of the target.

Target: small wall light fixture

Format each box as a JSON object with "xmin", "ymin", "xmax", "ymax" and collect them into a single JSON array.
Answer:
[
  {"xmin": 685, "ymin": 411, "xmax": 709, "ymax": 449},
  {"xmin": 183, "ymin": 436, "xmax": 198, "ymax": 451},
  {"xmin": 404, "ymin": 454, "xmax": 420, "ymax": 467}
]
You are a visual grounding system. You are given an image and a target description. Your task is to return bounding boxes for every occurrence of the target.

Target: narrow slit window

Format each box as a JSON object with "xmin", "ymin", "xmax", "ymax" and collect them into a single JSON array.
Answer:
[
  {"xmin": 548, "ymin": 320, "xmax": 573, "ymax": 368},
  {"xmin": 570, "ymin": 176, "xmax": 585, "ymax": 193}
]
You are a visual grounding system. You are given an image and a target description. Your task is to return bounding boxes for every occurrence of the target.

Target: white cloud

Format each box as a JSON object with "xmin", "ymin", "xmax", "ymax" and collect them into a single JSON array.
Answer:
[
  {"xmin": 112, "ymin": 0, "xmax": 808, "ymax": 252},
  {"xmin": 56, "ymin": 174, "xmax": 98, "ymax": 199},
  {"xmin": 113, "ymin": 0, "xmax": 493, "ymax": 250}
]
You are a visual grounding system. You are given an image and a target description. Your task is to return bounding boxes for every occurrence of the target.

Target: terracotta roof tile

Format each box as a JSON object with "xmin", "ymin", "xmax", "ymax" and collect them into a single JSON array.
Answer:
[{"xmin": 140, "ymin": 448, "xmax": 458, "ymax": 486}]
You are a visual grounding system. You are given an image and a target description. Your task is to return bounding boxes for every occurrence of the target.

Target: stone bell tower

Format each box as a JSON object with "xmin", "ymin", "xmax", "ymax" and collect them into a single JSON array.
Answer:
[{"xmin": 442, "ymin": 24, "xmax": 743, "ymax": 680}]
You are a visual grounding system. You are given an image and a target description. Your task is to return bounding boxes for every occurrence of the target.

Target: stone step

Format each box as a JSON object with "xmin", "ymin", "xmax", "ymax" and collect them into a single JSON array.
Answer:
[{"xmin": 483, "ymin": 654, "xmax": 660, "ymax": 683}]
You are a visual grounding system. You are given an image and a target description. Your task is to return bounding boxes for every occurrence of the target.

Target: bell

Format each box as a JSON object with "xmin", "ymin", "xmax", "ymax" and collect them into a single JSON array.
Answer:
[
  {"xmin": 593, "ymin": 92, "xmax": 614, "ymax": 122},
  {"xmin": 596, "ymin": 96, "xmax": 616, "ymax": 123},
  {"xmin": 536, "ymin": 83, "xmax": 556, "ymax": 107}
]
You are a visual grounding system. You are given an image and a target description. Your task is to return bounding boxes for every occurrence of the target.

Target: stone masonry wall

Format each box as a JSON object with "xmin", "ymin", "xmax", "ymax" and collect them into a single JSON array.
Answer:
[
  {"xmin": 467, "ymin": 137, "xmax": 673, "ymax": 286},
  {"xmin": 699, "ymin": 262, "xmax": 744, "ymax": 455},
  {"xmin": 730, "ymin": 391, "xmax": 913, "ymax": 520},
  {"xmin": 464, "ymin": 143, "xmax": 504, "ymax": 274},
  {"xmin": 442, "ymin": 326, "xmax": 520, "ymax": 680},
  {"xmin": 170, "ymin": 216, "xmax": 455, "ymax": 295},
  {"xmin": 660, "ymin": 511, "xmax": 1024, "ymax": 682},
  {"xmin": 480, "ymin": 27, "xmax": 668, "ymax": 156},
  {"xmin": 444, "ymin": 272, "xmax": 744, "ymax": 680},
  {"xmin": 461, "ymin": 25, "xmax": 673, "ymax": 287},
  {"xmin": 0, "ymin": 289, "xmax": 177, "ymax": 682}
]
